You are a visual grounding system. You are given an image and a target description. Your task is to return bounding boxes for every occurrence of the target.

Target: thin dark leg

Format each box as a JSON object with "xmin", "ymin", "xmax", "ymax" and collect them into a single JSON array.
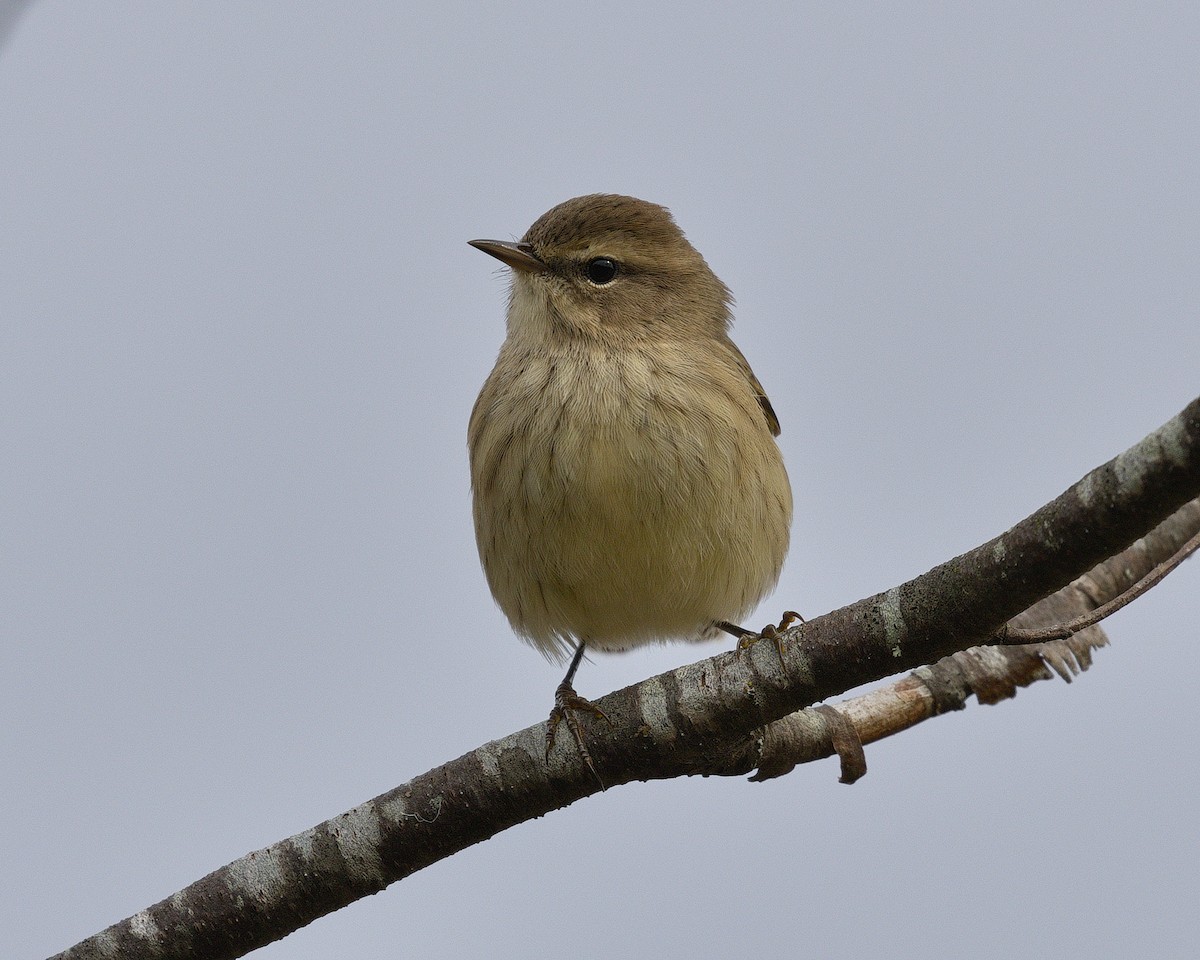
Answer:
[
  {"xmin": 546, "ymin": 640, "xmax": 609, "ymax": 788},
  {"xmin": 562, "ymin": 639, "xmax": 587, "ymax": 687},
  {"xmin": 716, "ymin": 620, "xmax": 755, "ymax": 640}
]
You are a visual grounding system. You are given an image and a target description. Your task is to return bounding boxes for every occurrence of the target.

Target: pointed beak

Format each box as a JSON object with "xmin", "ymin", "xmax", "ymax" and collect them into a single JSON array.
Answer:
[{"xmin": 468, "ymin": 239, "xmax": 548, "ymax": 274}]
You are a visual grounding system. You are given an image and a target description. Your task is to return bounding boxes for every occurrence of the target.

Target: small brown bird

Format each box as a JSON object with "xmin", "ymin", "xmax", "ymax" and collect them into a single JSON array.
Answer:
[{"xmin": 468, "ymin": 194, "xmax": 792, "ymax": 771}]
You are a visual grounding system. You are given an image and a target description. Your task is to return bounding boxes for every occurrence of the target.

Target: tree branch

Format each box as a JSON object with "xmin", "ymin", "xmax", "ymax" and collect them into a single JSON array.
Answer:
[
  {"xmin": 749, "ymin": 497, "xmax": 1200, "ymax": 781},
  {"xmin": 51, "ymin": 396, "xmax": 1200, "ymax": 960},
  {"xmin": 997, "ymin": 526, "xmax": 1199, "ymax": 643}
]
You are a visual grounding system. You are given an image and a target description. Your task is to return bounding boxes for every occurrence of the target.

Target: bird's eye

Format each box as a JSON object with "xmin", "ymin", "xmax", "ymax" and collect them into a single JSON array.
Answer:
[{"xmin": 584, "ymin": 257, "xmax": 619, "ymax": 285}]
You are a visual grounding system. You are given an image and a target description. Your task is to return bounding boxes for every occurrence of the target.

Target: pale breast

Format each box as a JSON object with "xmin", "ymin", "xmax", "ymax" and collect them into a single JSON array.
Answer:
[{"xmin": 469, "ymin": 340, "xmax": 791, "ymax": 661}]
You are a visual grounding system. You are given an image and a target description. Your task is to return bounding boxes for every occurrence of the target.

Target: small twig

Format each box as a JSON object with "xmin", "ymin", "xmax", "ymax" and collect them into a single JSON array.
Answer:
[
  {"xmin": 748, "ymin": 498, "xmax": 1200, "ymax": 782},
  {"xmin": 998, "ymin": 529, "xmax": 1200, "ymax": 644}
]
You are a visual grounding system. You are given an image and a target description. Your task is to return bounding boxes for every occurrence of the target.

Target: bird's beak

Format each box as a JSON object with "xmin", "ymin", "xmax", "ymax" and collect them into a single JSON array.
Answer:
[{"xmin": 468, "ymin": 239, "xmax": 548, "ymax": 274}]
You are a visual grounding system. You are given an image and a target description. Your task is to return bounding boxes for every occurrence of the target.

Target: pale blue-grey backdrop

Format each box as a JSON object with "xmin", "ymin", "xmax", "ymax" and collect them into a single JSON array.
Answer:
[{"xmin": 3, "ymin": 3, "xmax": 1198, "ymax": 958}]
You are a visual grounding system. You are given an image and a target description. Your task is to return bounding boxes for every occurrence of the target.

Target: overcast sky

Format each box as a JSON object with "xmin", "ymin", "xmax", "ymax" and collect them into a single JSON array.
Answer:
[{"xmin": 3, "ymin": 3, "xmax": 1198, "ymax": 959}]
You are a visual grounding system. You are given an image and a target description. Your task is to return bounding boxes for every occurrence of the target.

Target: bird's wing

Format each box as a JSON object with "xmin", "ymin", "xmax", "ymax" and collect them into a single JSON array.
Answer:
[{"xmin": 725, "ymin": 339, "xmax": 782, "ymax": 437}]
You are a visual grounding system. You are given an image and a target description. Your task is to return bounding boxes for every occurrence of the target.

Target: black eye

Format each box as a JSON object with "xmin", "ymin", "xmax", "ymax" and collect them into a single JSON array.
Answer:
[{"xmin": 584, "ymin": 257, "xmax": 619, "ymax": 285}]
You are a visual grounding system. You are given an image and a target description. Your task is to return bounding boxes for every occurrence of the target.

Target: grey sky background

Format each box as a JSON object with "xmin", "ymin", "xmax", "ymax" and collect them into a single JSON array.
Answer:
[{"xmin": 3, "ymin": 3, "xmax": 1198, "ymax": 958}]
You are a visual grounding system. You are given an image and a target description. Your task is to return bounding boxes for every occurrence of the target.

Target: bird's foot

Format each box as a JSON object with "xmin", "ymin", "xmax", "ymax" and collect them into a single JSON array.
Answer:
[
  {"xmin": 546, "ymin": 680, "xmax": 610, "ymax": 787},
  {"xmin": 724, "ymin": 610, "xmax": 805, "ymax": 658}
]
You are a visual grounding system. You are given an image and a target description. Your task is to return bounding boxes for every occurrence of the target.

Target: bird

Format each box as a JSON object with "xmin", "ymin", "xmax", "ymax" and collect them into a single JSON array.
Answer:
[{"xmin": 468, "ymin": 194, "xmax": 793, "ymax": 777}]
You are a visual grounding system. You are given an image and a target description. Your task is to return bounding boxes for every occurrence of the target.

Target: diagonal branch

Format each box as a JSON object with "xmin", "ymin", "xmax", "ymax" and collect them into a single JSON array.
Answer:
[
  {"xmin": 748, "ymin": 497, "xmax": 1200, "ymax": 781},
  {"xmin": 51, "ymin": 397, "xmax": 1200, "ymax": 960},
  {"xmin": 997, "ymin": 526, "xmax": 1200, "ymax": 644}
]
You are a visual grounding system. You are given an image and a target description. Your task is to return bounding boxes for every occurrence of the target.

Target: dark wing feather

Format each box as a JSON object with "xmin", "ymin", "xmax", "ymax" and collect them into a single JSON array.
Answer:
[{"xmin": 725, "ymin": 339, "xmax": 781, "ymax": 437}]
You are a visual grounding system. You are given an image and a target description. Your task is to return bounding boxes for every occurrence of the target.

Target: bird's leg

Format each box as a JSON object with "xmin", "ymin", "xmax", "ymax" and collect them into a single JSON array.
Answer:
[
  {"xmin": 546, "ymin": 642, "xmax": 610, "ymax": 786},
  {"xmin": 716, "ymin": 620, "xmax": 756, "ymax": 642},
  {"xmin": 719, "ymin": 610, "xmax": 805, "ymax": 659}
]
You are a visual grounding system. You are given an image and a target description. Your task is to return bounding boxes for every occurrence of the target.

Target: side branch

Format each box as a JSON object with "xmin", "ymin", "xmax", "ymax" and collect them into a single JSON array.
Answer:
[
  {"xmin": 998, "ymin": 527, "xmax": 1200, "ymax": 644},
  {"xmin": 51, "ymin": 397, "xmax": 1200, "ymax": 960},
  {"xmin": 748, "ymin": 497, "xmax": 1200, "ymax": 781}
]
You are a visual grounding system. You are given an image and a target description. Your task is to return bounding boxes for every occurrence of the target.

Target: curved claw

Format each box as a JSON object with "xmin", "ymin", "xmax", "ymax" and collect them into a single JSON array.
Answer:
[
  {"xmin": 735, "ymin": 610, "xmax": 806, "ymax": 658},
  {"xmin": 545, "ymin": 680, "xmax": 610, "ymax": 789}
]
